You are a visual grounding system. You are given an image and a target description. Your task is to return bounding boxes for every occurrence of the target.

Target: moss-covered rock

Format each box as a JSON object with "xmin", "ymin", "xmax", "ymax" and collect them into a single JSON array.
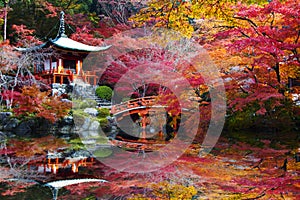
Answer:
[
  {"xmin": 73, "ymin": 99, "xmax": 97, "ymax": 109},
  {"xmin": 72, "ymin": 109, "xmax": 90, "ymax": 127}
]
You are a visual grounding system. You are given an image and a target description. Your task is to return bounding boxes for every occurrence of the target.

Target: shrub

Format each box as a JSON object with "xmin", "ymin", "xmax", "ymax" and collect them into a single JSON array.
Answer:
[
  {"xmin": 95, "ymin": 86, "xmax": 113, "ymax": 101},
  {"xmin": 98, "ymin": 108, "xmax": 110, "ymax": 118}
]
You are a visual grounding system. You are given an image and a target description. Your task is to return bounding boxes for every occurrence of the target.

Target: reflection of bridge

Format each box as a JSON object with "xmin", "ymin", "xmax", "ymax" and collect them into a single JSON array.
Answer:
[
  {"xmin": 110, "ymin": 96, "xmax": 177, "ymax": 142},
  {"xmin": 45, "ymin": 178, "xmax": 107, "ymax": 200}
]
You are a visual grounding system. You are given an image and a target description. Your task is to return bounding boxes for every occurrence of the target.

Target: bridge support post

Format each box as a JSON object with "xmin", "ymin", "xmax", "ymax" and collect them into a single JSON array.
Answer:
[
  {"xmin": 139, "ymin": 110, "xmax": 151, "ymax": 142},
  {"xmin": 141, "ymin": 113, "xmax": 147, "ymax": 142}
]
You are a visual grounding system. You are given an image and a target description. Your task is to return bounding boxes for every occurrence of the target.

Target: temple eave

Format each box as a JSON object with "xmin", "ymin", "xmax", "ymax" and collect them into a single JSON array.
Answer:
[{"xmin": 49, "ymin": 37, "xmax": 111, "ymax": 52}]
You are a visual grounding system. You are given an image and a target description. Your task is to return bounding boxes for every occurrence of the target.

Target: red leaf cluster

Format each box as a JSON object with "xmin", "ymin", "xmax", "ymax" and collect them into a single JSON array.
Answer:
[{"xmin": 9, "ymin": 85, "xmax": 71, "ymax": 123}]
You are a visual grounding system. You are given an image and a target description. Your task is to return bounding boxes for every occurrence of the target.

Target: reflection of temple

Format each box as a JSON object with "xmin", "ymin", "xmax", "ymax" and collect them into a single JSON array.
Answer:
[
  {"xmin": 18, "ymin": 11, "xmax": 110, "ymax": 86},
  {"xmin": 28, "ymin": 157, "xmax": 95, "ymax": 174}
]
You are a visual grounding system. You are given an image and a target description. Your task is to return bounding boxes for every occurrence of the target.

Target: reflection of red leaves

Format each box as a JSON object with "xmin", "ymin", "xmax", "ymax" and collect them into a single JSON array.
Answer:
[
  {"xmin": 1, "ymin": 188, "xmax": 26, "ymax": 196},
  {"xmin": 1, "ymin": 181, "xmax": 35, "ymax": 196},
  {"xmin": 8, "ymin": 136, "xmax": 68, "ymax": 157}
]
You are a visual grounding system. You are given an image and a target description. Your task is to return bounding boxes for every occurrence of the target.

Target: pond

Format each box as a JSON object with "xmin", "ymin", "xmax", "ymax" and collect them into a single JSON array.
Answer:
[{"xmin": 0, "ymin": 127, "xmax": 299, "ymax": 199}]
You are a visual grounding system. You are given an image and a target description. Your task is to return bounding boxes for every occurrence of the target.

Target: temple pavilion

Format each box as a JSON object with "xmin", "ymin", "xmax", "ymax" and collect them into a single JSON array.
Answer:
[{"xmin": 18, "ymin": 11, "xmax": 111, "ymax": 86}]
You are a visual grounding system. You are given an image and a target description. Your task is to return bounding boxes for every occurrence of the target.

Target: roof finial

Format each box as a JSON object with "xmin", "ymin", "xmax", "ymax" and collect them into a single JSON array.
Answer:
[{"xmin": 57, "ymin": 11, "xmax": 67, "ymax": 38}]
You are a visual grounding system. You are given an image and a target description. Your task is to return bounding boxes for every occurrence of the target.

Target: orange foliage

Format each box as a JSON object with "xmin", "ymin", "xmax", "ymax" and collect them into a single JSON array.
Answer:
[{"xmin": 12, "ymin": 85, "xmax": 71, "ymax": 123}]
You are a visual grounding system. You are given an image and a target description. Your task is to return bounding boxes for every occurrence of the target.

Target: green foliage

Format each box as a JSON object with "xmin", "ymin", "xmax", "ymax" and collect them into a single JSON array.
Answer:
[
  {"xmin": 226, "ymin": 98, "xmax": 296, "ymax": 132},
  {"xmin": 121, "ymin": 97, "xmax": 131, "ymax": 102},
  {"xmin": 82, "ymin": 196, "xmax": 97, "ymax": 200},
  {"xmin": 226, "ymin": 131, "xmax": 265, "ymax": 147},
  {"xmin": 97, "ymin": 108, "xmax": 110, "ymax": 118},
  {"xmin": 68, "ymin": 137, "xmax": 85, "ymax": 150},
  {"xmin": 226, "ymin": 104, "xmax": 259, "ymax": 131},
  {"xmin": 95, "ymin": 136, "xmax": 109, "ymax": 144},
  {"xmin": 97, "ymin": 108, "xmax": 110, "ymax": 131},
  {"xmin": 95, "ymin": 86, "xmax": 113, "ymax": 101},
  {"xmin": 92, "ymin": 148, "xmax": 112, "ymax": 158},
  {"xmin": 7, "ymin": 1, "xmax": 58, "ymax": 41},
  {"xmin": 72, "ymin": 109, "xmax": 89, "ymax": 127},
  {"xmin": 73, "ymin": 99, "xmax": 97, "ymax": 109},
  {"xmin": 97, "ymin": 118, "xmax": 108, "ymax": 130}
]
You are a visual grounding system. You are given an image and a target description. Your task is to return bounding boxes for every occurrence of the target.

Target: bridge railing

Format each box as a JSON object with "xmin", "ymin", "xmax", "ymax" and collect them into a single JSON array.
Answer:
[{"xmin": 111, "ymin": 96, "xmax": 157, "ymax": 115}]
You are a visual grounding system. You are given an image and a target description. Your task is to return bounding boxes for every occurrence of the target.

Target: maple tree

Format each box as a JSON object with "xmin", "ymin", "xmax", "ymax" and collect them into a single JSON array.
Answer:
[
  {"xmin": 96, "ymin": 32, "xmax": 209, "ymax": 114},
  {"xmin": 0, "ymin": 0, "xmax": 59, "ymax": 41},
  {"xmin": 0, "ymin": 27, "xmax": 53, "ymax": 110},
  {"xmin": 130, "ymin": 0, "xmax": 266, "ymax": 38},
  {"xmin": 209, "ymin": 0, "xmax": 299, "ymax": 127},
  {"xmin": 219, "ymin": 0, "xmax": 300, "ymax": 85},
  {"xmin": 98, "ymin": 0, "xmax": 136, "ymax": 25},
  {"xmin": 8, "ymin": 84, "xmax": 71, "ymax": 123}
]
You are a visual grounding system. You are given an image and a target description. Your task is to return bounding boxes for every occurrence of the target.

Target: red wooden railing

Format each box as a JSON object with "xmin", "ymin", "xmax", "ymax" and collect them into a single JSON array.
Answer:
[{"xmin": 110, "ymin": 96, "xmax": 157, "ymax": 115}]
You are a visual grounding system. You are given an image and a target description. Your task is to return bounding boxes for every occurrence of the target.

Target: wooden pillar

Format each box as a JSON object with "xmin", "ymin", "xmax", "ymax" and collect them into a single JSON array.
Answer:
[
  {"xmin": 158, "ymin": 131, "xmax": 163, "ymax": 140},
  {"xmin": 76, "ymin": 60, "xmax": 80, "ymax": 75},
  {"xmin": 50, "ymin": 58, "xmax": 52, "ymax": 74},
  {"xmin": 59, "ymin": 59, "xmax": 62, "ymax": 67},
  {"xmin": 140, "ymin": 111, "xmax": 149, "ymax": 142},
  {"xmin": 141, "ymin": 114, "xmax": 147, "ymax": 140}
]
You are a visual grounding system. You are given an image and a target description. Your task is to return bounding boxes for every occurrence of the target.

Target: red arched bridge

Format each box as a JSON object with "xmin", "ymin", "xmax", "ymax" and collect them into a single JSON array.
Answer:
[
  {"xmin": 109, "ymin": 96, "xmax": 204, "ymax": 151},
  {"xmin": 110, "ymin": 96, "xmax": 162, "ymax": 116},
  {"xmin": 110, "ymin": 96, "xmax": 177, "ymax": 143}
]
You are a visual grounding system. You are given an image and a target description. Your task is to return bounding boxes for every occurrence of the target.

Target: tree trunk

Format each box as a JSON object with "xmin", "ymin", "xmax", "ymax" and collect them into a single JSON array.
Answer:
[
  {"xmin": 3, "ymin": 1, "xmax": 8, "ymax": 41},
  {"xmin": 274, "ymin": 62, "xmax": 281, "ymax": 84}
]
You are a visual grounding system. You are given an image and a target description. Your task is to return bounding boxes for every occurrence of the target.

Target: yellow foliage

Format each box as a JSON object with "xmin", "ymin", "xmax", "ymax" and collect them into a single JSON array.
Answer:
[
  {"xmin": 131, "ymin": 0, "xmax": 195, "ymax": 38},
  {"xmin": 150, "ymin": 181, "xmax": 197, "ymax": 199},
  {"xmin": 130, "ymin": 0, "xmax": 264, "ymax": 38}
]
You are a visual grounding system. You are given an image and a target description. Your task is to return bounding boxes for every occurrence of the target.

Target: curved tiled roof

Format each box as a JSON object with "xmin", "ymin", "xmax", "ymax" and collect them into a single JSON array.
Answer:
[{"xmin": 49, "ymin": 36, "xmax": 111, "ymax": 52}]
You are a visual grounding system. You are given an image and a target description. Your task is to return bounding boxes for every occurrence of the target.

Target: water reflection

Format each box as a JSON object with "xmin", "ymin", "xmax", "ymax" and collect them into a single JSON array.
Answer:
[{"xmin": 28, "ymin": 157, "xmax": 95, "ymax": 174}]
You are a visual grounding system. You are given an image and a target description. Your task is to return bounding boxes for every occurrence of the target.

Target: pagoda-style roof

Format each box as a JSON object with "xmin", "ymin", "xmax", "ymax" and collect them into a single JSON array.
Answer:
[
  {"xmin": 17, "ymin": 11, "xmax": 111, "ymax": 53},
  {"xmin": 48, "ymin": 36, "xmax": 111, "ymax": 52}
]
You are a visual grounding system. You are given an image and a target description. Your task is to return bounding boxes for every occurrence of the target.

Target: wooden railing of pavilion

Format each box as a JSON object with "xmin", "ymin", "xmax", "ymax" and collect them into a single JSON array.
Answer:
[{"xmin": 37, "ymin": 69, "xmax": 98, "ymax": 86}]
